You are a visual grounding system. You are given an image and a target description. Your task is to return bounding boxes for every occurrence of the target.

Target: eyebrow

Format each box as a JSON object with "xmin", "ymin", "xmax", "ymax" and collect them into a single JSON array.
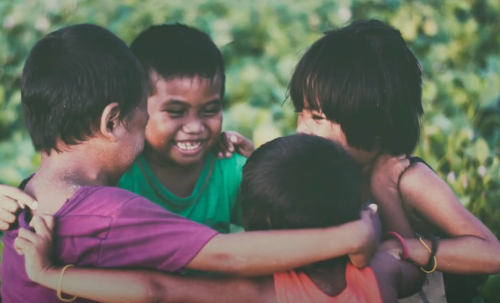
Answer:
[{"xmin": 163, "ymin": 99, "xmax": 222, "ymax": 106}]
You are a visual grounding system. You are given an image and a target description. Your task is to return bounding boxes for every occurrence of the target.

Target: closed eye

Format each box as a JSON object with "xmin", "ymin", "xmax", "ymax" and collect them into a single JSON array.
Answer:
[{"xmin": 165, "ymin": 109, "xmax": 185, "ymax": 117}]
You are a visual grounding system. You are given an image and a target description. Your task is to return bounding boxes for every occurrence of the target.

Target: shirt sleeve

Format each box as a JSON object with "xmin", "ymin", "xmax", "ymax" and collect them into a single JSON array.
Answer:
[{"xmin": 97, "ymin": 196, "xmax": 218, "ymax": 272}]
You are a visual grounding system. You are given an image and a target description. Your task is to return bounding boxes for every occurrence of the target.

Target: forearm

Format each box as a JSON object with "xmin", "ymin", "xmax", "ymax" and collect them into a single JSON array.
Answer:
[
  {"xmin": 188, "ymin": 221, "xmax": 369, "ymax": 276},
  {"xmin": 373, "ymin": 193, "xmax": 414, "ymax": 238},
  {"xmin": 35, "ymin": 267, "xmax": 160, "ymax": 303},
  {"xmin": 36, "ymin": 267, "xmax": 273, "ymax": 303},
  {"xmin": 406, "ymin": 236, "xmax": 500, "ymax": 274}
]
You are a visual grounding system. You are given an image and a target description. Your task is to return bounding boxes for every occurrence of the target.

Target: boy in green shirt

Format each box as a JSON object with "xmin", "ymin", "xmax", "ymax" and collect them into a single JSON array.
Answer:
[{"xmin": 119, "ymin": 23, "xmax": 250, "ymax": 233}]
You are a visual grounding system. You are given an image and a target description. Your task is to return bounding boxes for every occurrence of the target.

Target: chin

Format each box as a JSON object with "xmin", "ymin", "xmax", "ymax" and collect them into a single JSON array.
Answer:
[{"xmin": 168, "ymin": 148, "xmax": 209, "ymax": 165}]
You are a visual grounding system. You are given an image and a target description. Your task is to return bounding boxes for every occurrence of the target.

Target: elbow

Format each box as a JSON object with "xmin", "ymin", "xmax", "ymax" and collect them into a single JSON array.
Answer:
[
  {"xmin": 144, "ymin": 275, "xmax": 171, "ymax": 303},
  {"xmin": 478, "ymin": 242, "xmax": 500, "ymax": 275},
  {"xmin": 202, "ymin": 251, "xmax": 250, "ymax": 276},
  {"xmin": 490, "ymin": 252, "xmax": 500, "ymax": 275}
]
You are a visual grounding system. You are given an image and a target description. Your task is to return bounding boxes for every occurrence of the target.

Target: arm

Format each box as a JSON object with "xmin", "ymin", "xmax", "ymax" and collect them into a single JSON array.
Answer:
[
  {"xmin": 15, "ymin": 216, "xmax": 276, "ymax": 303},
  {"xmin": 370, "ymin": 249, "xmax": 425, "ymax": 303},
  {"xmin": 97, "ymin": 195, "xmax": 377, "ymax": 276},
  {"xmin": 187, "ymin": 206, "xmax": 377, "ymax": 275},
  {"xmin": 370, "ymin": 154, "xmax": 414, "ymax": 238},
  {"xmin": 35, "ymin": 268, "xmax": 275, "ymax": 303},
  {"xmin": 399, "ymin": 163, "xmax": 500, "ymax": 274}
]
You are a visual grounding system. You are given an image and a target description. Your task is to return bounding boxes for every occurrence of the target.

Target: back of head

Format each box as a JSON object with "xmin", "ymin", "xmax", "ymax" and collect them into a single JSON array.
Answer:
[
  {"xmin": 130, "ymin": 23, "xmax": 225, "ymax": 96},
  {"xmin": 240, "ymin": 134, "xmax": 361, "ymax": 267},
  {"xmin": 241, "ymin": 134, "xmax": 361, "ymax": 231},
  {"xmin": 22, "ymin": 24, "xmax": 148, "ymax": 154},
  {"xmin": 290, "ymin": 19, "xmax": 423, "ymax": 155}
]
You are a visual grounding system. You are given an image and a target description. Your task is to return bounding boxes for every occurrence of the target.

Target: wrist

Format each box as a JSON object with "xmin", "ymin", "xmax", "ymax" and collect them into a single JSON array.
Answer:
[
  {"xmin": 405, "ymin": 238, "xmax": 430, "ymax": 266},
  {"xmin": 33, "ymin": 266, "xmax": 61, "ymax": 288},
  {"xmin": 349, "ymin": 219, "xmax": 375, "ymax": 254}
]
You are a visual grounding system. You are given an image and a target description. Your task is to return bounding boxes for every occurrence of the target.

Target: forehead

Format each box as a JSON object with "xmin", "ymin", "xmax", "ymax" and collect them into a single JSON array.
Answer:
[
  {"xmin": 298, "ymin": 98, "xmax": 322, "ymax": 112},
  {"xmin": 152, "ymin": 74, "xmax": 222, "ymax": 100}
]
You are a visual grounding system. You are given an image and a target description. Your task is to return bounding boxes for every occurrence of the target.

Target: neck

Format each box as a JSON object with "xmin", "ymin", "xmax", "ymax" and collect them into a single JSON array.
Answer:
[
  {"xmin": 26, "ymin": 147, "xmax": 114, "ymax": 215},
  {"xmin": 303, "ymin": 262, "xmax": 347, "ymax": 296}
]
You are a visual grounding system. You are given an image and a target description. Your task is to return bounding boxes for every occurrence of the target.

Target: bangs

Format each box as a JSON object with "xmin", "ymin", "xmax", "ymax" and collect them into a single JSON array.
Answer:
[{"xmin": 289, "ymin": 32, "xmax": 386, "ymax": 122}]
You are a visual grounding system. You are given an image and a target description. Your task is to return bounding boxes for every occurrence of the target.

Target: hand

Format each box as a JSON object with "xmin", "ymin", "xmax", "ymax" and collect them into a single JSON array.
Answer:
[
  {"xmin": 378, "ymin": 238, "xmax": 405, "ymax": 261},
  {"xmin": 14, "ymin": 215, "xmax": 56, "ymax": 283},
  {"xmin": 216, "ymin": 131, "xmax": 255, "ymax": 158},
  {"xmin": 0, "ymin": 184, "xmax": 38, "ymax": 231},
  {"xmin": 349, "ymin": 204, "xmax": 379, "ymax": 268},
  {"xmin": 370, "ymin": 153, "xmax": 410, "ymax": 202}
]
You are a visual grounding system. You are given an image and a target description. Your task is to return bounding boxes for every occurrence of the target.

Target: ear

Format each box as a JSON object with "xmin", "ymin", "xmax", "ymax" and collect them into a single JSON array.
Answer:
[{"xmin": 99, "ymin": 102, "xmax": 123, "ymax": 142}]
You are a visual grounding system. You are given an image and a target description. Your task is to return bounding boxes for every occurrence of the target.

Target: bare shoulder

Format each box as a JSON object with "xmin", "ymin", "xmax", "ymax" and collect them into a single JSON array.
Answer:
[
  {"xmin": 398, "ymin": 161, "xmax": 450, "ymax": 206},
  {"xmin": 399, "ymin": 162, "xmax": 438, "ymax": 190}
]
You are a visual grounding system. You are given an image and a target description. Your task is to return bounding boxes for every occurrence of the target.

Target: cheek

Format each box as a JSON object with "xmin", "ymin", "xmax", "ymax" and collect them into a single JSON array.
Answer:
[
  {"xmin": 145, "ymin": 114, "xmax": 178, "ymax": 144},
  {"xmin": 204, "ymin": 115, "xmax": 223, "ymax": 141}
]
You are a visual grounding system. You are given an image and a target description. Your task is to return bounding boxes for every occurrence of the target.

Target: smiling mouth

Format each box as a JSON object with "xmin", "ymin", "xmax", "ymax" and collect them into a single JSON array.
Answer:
[{"xmin": 173, "ymin": 141, "xmax": 204, "ymax": 152}]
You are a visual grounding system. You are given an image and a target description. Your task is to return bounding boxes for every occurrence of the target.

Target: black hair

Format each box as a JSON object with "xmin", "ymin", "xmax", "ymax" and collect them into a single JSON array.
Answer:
[
  {"xmin": 130, "ymin": 23, "xmax": 225, "ymax": 97},
  {"xmin": 240, "ymin": 134, "xmax": 361, "ymax": 268},
  {"xmin": 22, "ymin": 23, "xmax": 148, "ymax": 154},
  {"xmin": 289, "ymin": 19, "xmax": 423, "ymax": 155}
]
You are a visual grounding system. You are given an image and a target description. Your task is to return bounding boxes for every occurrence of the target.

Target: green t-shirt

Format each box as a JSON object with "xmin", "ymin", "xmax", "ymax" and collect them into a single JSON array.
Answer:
[{"xmin": 118, "ymin": 152, "xmax": 246, "ymax": 234}]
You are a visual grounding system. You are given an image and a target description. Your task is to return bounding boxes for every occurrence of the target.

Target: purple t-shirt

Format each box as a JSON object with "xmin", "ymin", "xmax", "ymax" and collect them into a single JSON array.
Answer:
[{"xmin": 1, "ymin": 186, "xmax": 218, "ymax": 303}]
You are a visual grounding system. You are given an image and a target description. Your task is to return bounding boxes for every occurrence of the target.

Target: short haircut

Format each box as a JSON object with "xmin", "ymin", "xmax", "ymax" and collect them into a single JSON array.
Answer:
[
  {"xmin": 130, "ymin": 23, "xmax": 225, "ymax": 96},
  {"xmin": 22, "ymin": 23, "xmax": 148, "ymax": 154},
  {"xmin": 289, "ymin": 19, "xmax": 423, "ymax": 155},
  {"xmin": 240, "ymin": 134, "xmax": 361, "ymax": 267}
]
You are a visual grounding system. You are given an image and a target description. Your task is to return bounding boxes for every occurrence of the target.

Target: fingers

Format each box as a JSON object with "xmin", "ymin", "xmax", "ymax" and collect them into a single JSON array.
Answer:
[
  {"xmin": 361, "ymin": 203, "xmax": 378, "ymax": 218},
  {"xmin": 0, "ymin": 221, "xmax": 9, "ymax": 231},
  {"xmin": 29, "ymin": 216, "xmax": 53, "ymax": 238},
  {"xmin": 41, "ymin": 215, "xmax": 55, "ymax": 233},
  {"xmin": 18, "ymin": 227, "xmax": 39, "ymax": 243},
  {"xmin": 0, "ymin": 196, "xmax": 22, "ymax": 213},
  {"xmin": 0, "ymin": 208, "xmax": 17, "ymax": 225},
  {"xmin": 14, "ymin": 237, "xmax": 32, "ymax": 255},
  {"xmin": 0, "ymin": 185, "xmax": 38, "ymax": 210},
  {"xmin": 218, "ymin": 132, "xmax": 234, "ymax": 158}
]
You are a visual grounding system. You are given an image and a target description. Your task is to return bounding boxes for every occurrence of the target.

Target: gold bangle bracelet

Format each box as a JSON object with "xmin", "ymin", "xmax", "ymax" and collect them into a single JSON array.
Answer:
[
  {"xmin": 57, "ymin": 264, "xmax": 78, "ymax": 302},
  {"xmin": 419, "ymin": 237, "xmax": 437, "ymax": 274}
]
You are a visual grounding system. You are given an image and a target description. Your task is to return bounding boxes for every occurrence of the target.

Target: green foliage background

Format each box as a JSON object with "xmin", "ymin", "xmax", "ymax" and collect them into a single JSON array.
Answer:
[
  {"xmin": 1, "ymin": 0, "xmax": 500, "ymax": 237},
  {"xmin": 1, "ymin": 0, "xmax": 500, "ymax": 299}
]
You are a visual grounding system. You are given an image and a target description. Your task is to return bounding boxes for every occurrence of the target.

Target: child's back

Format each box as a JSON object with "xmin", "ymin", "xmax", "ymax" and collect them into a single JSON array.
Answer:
[
  {"xmin": 274, "ymin": 263, "xmax": 382, "ymax": 303},
  {"xmin": 239, "ymin": 134, "xmax": 422, "ymax": 303}
]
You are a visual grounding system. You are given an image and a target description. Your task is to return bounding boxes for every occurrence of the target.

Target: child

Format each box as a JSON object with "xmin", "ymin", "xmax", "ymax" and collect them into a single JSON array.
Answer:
[
  {"xmin": 290, "ymin": 19, "xmax": 500, "ymax": 302},
  {"xmin": 0, "ymin": 23, "xmax": 251, "ymax": 235},
  {"xmin": 16, "ymin": 134, "xmax": 423, "ymax": 303},
  {"xmin": 121, "ymin": 23, "xmax": 249, "ymax": 233},
  {"xmin": 0, "ymin": 23, "xmax": 382, "ymax": 303}
]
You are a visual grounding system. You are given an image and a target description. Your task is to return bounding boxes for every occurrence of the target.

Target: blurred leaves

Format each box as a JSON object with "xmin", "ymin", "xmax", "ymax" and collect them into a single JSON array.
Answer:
[{"xmin": 1, "ymin": 0, "xmax": 500, "ymax": 237}]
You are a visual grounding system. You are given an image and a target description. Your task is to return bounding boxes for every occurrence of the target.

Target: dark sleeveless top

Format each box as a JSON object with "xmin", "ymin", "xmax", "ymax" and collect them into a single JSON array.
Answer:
[{"xmin": 409, "ymin": 157, "xmax": 488, "ymax": 303}]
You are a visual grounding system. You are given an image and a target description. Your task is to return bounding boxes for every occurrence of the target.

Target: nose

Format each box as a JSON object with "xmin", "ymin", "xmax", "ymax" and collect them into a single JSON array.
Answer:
[
  {"xmin": 182, "ymin": 119, "xmax": 205, "ymax": 134},
  {"xmin": 296, "ymin": 115, "xmax": 311, "ymax": 135}
]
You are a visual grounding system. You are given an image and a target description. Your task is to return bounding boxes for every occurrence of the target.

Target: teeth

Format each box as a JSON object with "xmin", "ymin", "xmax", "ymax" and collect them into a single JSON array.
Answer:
[{"xmin": 175, "ymin": 141, "xmax": 201, "ymax": 151}]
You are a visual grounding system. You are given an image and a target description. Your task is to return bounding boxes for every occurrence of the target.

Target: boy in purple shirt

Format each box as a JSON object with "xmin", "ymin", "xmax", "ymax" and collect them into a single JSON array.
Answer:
[{"xmin": 1, "ymin": 24, "xmax": 385, "ymax": 303}]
